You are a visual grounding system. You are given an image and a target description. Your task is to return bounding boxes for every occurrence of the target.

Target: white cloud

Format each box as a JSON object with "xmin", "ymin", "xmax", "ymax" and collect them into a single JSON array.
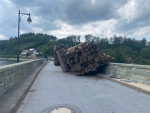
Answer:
[
  {"xmin": 0, "ymin": 0, "xmax": 150, "ymax": 41},
  {"xmin": 133, "ymin": 26, "xmax": 150, "ymax": 36},
  {"xmin": 117, "ymin": 0, "xmax": 138, "ymax": 23},
  {"xmin": 91, "ymin": 0, "xmax": 96, "ymax": 5},
  {"xmin": 49, "ymin": 19, "xmax": 118, "ymax": 38},
  {"xmin": 0, "ymin": 35, "xmax": 7, "ymax": 40}
]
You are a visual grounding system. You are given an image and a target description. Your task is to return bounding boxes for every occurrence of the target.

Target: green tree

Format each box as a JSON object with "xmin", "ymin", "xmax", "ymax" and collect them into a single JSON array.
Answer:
[
  {"xmin": 141, "ymin": 48, "xmax": 150, "ymax": 59},
  {"xmin": 85, "ymin": 34, "xmax": 93, "ymax": 41}
]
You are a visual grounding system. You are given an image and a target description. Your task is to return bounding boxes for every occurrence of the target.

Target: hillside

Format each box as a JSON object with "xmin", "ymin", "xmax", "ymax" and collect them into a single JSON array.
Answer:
[
  {"xmin": 0, "ymin": 33, "xmax": 57, "ymax": 57},
  {"xmin": 0, "ymin": 33, "xmax": 150, "ymax": 65}
]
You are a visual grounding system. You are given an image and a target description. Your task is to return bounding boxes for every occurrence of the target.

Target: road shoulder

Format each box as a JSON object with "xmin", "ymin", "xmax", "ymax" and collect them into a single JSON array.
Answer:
[{"xmin": 99, "ymin": 74, "xmax": 150, "ymax": 96}]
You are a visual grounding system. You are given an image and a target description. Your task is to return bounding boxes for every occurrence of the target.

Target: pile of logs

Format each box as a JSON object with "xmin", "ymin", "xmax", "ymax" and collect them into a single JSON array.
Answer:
[{"xmin": 65, "ymin": 41, "xmax": 112, "ymax": 76}]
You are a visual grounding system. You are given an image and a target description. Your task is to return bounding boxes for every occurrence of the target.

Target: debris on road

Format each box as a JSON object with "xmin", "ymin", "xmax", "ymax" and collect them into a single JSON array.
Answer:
[{"xmin": 55, "ymin": 41, "xmax": 113, "ymax": 76}]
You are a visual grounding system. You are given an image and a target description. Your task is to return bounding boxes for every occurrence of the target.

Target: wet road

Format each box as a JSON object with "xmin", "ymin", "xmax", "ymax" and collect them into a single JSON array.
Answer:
[{"xmin": 20, "ymin": 61, "xmax": 150, "ymax": 113}]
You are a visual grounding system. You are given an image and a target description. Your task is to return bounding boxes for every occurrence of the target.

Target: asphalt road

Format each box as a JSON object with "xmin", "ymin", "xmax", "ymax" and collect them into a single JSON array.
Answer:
[{"xmin": 19, "ymin": 61, "xmax": 150, "ymax": 113}]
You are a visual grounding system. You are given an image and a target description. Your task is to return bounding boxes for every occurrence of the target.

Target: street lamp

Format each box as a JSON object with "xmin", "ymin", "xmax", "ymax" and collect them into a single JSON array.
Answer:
[{"xmin": 17, "ymin": 10, "xmax": 32, "ymax": 63}]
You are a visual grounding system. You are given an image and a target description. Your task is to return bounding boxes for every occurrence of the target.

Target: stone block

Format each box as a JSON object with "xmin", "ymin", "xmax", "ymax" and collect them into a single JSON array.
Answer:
[
  {"xmin": 0, "ymin": 82, "xmax": 4, "ymax": 87},
  {"xmin": 0, "ymin": 76, "xmax": 4, "ymax": 83},
  {"xmin": 4, "ymin": 71, "xmax": 8, "ymax": 76},
  {"xmin": 0, "ymin": 59, "xmax": 46, "ymax": 93},
  {"xmin": 0, "ymin": 86, "xmax": 5, "ymax": 93},
  {"xmin": 0, "ymin": 72, "xmax": 3, "ymax": 76}
]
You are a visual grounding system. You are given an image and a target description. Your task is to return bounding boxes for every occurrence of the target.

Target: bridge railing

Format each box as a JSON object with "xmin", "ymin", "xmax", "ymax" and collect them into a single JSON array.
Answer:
[
  {"xmin": 0, "ymin": 59, "xmax": 46, "ymax": 94},
  {"xmin": 105, "ymin": 63, "xmax": 150, "ymax": 85}
]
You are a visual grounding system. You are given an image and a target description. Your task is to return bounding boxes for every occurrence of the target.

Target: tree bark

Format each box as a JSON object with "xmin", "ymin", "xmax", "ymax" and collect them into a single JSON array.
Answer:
[{"xmin": 72, "ymin": 63, "xmax": 81, "ymax": 71}]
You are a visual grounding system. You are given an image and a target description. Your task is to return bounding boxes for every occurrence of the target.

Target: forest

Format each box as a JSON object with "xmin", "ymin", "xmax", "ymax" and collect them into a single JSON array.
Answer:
[{"xmin": 0, "ymin": 33, "xmax": 150, "ymax": 65}]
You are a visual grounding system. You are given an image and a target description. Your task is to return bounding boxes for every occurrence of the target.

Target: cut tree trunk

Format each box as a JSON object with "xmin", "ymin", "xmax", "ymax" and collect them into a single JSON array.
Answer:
[{"xmin": 64, "ymin": 41, "xmax": 112, "ymax": 75}]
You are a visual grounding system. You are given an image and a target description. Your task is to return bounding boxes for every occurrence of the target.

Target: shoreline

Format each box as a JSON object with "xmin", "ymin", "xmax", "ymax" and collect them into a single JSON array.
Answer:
[{"xmin": 0, "ymin": 58, "xmax": 29, "ymax": 61}]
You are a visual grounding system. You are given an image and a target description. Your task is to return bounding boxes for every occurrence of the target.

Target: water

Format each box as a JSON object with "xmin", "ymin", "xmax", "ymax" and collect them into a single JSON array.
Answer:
[{"xmin": 0, "ymin": 59, "xmax": 16, "ymax": 67}]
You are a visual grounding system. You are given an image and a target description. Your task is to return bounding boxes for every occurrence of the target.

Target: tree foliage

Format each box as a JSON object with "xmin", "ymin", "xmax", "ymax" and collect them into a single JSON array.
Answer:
[
  {"xmin": 96, "ymin": 36, "xmax": 150, "ymax": 65},
  {"xmin": 0, "ymin": 33, "xmax": 150, "ymax": 65}
]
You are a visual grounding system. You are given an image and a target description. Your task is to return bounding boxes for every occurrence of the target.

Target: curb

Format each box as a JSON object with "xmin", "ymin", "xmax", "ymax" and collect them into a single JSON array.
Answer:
[
  {"xmin": 9, "ymin": 61, "xmax": 48, "ymax": 113},
  {"xmin": 101, "ymin": 75, "xmax": 150, "ymax": 96}
]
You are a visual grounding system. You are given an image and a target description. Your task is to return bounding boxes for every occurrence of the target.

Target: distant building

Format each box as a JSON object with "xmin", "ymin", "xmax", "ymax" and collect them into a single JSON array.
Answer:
[
  {"xmin": 22, "ymin": 50, "xmax": 28, "ymax": 55},
  {"xmin": 29, "ymin": 48, "xmax": 38, "ymax": 55},
  {"xmin": 22, "ymin": 48, "xmax": 38, "ymax": 55},
  {"xmin": 29, "ymin": 48, "xmax": 34, "ymax": 55},
  {"xmin": 146, "ymin": 41, "xmax": 150, "ymax": 46}
]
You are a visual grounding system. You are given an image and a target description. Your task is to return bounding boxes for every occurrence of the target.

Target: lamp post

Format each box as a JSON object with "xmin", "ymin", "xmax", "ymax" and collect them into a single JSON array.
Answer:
[{"xmin": 17, "ymin": 10, "xmax": 32, "ymax": 63}]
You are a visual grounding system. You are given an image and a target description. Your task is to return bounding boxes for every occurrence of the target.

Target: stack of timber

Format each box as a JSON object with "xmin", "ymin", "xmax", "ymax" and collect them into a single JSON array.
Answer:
[
  {"xmin": 54, "ymin": 44, "xmax": 66, "ymax": 65},
  {"xmin": 65, "ymin": 41, "xmax": 112, "ymax": 76}
]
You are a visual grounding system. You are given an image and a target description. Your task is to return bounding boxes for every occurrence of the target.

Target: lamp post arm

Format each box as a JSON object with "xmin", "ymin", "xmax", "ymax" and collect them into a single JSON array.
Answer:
[
  {"xmin": 20, "ymin": 13, "xmax": 30, "ymax": 15},
  {"xmin": 19, "ymin": 13, "xmax": 31, "ymax": 22}
]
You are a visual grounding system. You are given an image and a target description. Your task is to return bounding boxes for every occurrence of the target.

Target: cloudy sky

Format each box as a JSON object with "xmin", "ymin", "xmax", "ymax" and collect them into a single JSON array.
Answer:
[{"xmin": 0, "ymin": 0, "xmax": 150, "ymax": 41}]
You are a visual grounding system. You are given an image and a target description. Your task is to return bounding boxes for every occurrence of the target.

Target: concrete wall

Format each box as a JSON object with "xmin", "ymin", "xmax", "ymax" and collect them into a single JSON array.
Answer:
[
  {"xmin": 0, "ymin": 59, "xmax": 46, "ymax": 94},
  {"xmin": 105, "ymin": 63, "xmax": 150, "ymax": 85}
]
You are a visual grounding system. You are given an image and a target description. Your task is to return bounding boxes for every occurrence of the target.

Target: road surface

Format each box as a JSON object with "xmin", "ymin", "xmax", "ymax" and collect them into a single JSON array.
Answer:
[{"xmin": 19, "ymin": 61, "xmax": 150, "ymax": 113}]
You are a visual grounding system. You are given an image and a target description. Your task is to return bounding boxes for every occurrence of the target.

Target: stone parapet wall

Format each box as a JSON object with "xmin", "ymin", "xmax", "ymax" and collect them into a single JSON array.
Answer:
[
  {"xmin": 105, "ymin": 63, "xmax": 150, "ymax": 85},
  {"xmin": 0, "ymin": 59, "xmax": 46, "ymax": 94}
]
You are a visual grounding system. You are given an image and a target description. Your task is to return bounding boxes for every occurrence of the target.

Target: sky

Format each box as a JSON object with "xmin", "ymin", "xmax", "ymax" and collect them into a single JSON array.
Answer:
[{"xmin": 0, "ymin": 0, "xmax": 150, "ymax": 41}]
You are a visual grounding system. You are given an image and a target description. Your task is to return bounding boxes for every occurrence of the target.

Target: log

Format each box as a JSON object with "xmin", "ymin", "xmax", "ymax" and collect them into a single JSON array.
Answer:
[
  {"xmin": 69, "ymin": 59, "xmax": 73, "ymax": 64},
  {"xmin": 82, "ymin": 52, "xmax": 87, "ymax": 57},
  {"xmin": 74, "ymin": 53, "xmax": 78, "ymax": 57},
  {"xmin": 67, "ymin": 41, "xmax": 89, "ymax": 52},
  {"xmin": 83, "ymin": 57, "xmax": 88, "ymax": 62},
  {"xmin": 78, "ymin": 46, "xmax": 84, "ymax": 52},
  {"xmin": 79, "ymin": 60, "xmax": 83, "ymax": 64},
  {"xmin": 81, "ymin": 66, "xmax": 85, "ymax": 70},
  {"xmin": 65, "ymin": 51, "xmax": 73, "ymax": 57},
  {"xmin": 88, "ymin": 64, "xmax": 94, "ymax": 69},
  {"xmin": 75, "ymin": 48, "xmax": 80, "ymax": 53},
  {"xmin": 84, "ymin": 68, "xmax": 89, "ymax": 73},
  {"xmin": 67, "ymin": 59, "xmax": 74, "ymax": 64},
  {"xmin": 79, "ymin": 55, "xmax": 83, "ymax": 60},
  {"xmin": 85, "ymin": 48, "xmax": 89, "ymax": 52},
  {"xmin": 98, "ymin": 51, "xmax": 103, "ymax": 57},
  {"xmin": 87, "ymin": 51, "xmax": 91, "ymax": 55},
  {"xmin": 94, "ymin": 57, "xmax": 99, "ymax": 62},
  {"xmin": 80, "ymin": 70, "xmax": 85, "ymax": 75},
  {"xmin": 82, "ymin": 62, "xmax": 88, "ymax": 67},
  {"xmin": 94, "ymin": 63, "xmax": 99, "ymax": 68},
  {"xmin": 73, "ymin": 57, "xmax": 78, "ymax": 63},
  {"xmin": 74, "ymin": 71, "xmax": 80, "ymax": 76},
  {"xmin": 96, "ymin": 46, "xmax": 101, "ymax": 52},
  {"xmin": 87, "ymin": 43, "xmax": 92, "ymax": 48},
  {"xmin": 92, "ymin": 52, "xmax": 97, "ymax": 57},
  {"xmin": 72, "ymin": 63, "xmax": 81, "ymax": 71},
  {"xmin": 66, "ymin": 60, "xmax": 70, "ymax": 64},
  {"xmin": 87, "ymin": 55, "xmax": 94, "ymax": 61},
  {"xmin": 90, "ymin": 48, "xmax": 95, "ymax": 53}
]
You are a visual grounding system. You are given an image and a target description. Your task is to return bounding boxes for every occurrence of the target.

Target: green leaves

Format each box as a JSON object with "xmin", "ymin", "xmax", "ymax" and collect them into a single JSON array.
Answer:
[
  {"xmin": 0, "ymin": 33, "xmax": 150, "ymax": 65},
  {"xmin": 141, "ymin": 48, "xmax": 150, "ymax": 59}
]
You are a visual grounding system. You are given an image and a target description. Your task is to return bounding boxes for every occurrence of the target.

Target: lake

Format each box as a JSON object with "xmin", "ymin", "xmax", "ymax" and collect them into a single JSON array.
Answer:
[{"xmin": 0, "ymin": 59, "xmax": 16, "ymax": 67}]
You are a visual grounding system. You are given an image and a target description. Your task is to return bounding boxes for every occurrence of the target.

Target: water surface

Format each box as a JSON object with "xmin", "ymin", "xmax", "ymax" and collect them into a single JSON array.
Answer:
[{"xmin": 0, "ymin": 59, "xmax": 16, "ymax": 67}]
